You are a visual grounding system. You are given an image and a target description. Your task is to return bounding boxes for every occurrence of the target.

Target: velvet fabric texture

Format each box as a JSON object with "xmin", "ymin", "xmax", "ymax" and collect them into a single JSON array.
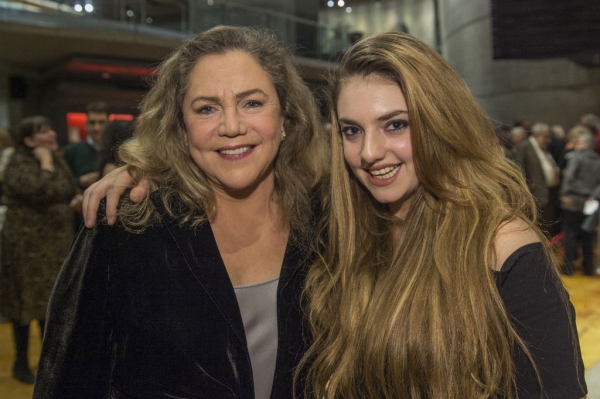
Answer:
[{"xmin": 33, "ymin": 197, "xmax": 312, "ymax": 399}]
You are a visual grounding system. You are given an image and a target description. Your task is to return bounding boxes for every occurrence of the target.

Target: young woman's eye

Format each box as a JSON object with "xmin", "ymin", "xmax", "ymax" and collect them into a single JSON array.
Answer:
[
  {"xmin": 387, "ymin": 120, "xmax": 409, "ymax": 131},
  {"xmin": 340, "ymin": 126, "xmax": 361, "ymax": 138}
]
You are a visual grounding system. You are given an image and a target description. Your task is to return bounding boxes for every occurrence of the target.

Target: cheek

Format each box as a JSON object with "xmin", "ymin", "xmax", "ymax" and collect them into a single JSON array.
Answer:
[{"xmin": 342, "ymin": 141, "xmax": 358, "ymax": 167}]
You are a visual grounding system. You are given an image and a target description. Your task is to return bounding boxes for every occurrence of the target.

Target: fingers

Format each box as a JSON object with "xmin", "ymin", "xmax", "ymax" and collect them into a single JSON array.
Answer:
[
  {"xmin": 82, "ymin": 166, "xmax": 132, "ymax": 228},
  {"xmin": 130, "ymin": 178, "xmax": 149, "ymax": 203},
  {"xmin": 82, "ymin": 179, "xmax": 102, "ymax": 228}
]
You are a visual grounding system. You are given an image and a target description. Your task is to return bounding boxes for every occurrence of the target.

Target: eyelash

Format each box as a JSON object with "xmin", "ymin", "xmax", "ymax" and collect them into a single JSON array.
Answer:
[
  {"xmin": 340, "ymin": 119, "xmax": 409, "ymax": 138},
  {"xmin": 340, "ymin": 126, "xmax": 361, "ymax": 137},
  {"xmin": 195, "ymin": 100, "xmax": 263, "ymax": 114},
  {"xmin": 196, "ymin": 106, "xmax": 214, "ymax": 115},
  {"xmin": 386, "ymin": 119, "xmax": 409, "ymax": 131},
  {"xmin": 245, "ymin": 100, "xmax": 263, "ymax": 108}
]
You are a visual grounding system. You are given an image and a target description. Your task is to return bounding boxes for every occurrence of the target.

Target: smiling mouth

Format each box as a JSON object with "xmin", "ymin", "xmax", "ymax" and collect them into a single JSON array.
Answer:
[
  {"xmin": 218, "ymin": 146, "xmax": 253, "ymax": 155},
  {"xmin": 368, "ymin": 165, "xmax": 400, "ymax": 179}
]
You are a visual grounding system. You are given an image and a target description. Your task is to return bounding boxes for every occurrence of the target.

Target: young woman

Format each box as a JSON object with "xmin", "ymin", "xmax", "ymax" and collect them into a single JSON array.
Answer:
[
  {"xmin": 82, "ymin": 32, "xmax": 586, "ymax": 399},
  {"xmin": 301, "ymin": 32, "xmax": 586, "ymax": 399}
]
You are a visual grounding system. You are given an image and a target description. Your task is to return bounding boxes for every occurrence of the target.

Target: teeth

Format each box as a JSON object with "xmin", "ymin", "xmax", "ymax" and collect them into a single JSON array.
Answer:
[
  {"xmin": 369, "ymin": 165, "xmax": 399, "ymax": 179},
  {"xmin": 219, "ymin": 146, "xmax": 252, "ymax": 155}
]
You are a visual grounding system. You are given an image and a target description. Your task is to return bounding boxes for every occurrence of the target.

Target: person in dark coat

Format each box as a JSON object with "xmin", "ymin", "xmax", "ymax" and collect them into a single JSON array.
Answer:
[
  {"xmin": 0, "ymin": 115, "xmax": 80, "ymax": 384},
  {"xmin": 560, "ymin": 130, "xmax": 600, "ymax": 275},
  {"xmin": 33, "ymin": 26, "xmax": 327, "ymax": 399}
]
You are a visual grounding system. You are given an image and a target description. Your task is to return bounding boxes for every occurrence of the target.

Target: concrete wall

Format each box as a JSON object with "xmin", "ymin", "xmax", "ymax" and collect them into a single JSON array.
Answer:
[{"xmin": 437, "ymin": 0, "xmax": 600, "ymax": 129}]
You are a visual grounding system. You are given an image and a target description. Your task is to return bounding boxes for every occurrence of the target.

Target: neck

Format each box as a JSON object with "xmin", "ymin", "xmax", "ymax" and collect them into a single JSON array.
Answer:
[{"xmin": 211, "ymin": 175, "xmax": 283, "ymax": 232}]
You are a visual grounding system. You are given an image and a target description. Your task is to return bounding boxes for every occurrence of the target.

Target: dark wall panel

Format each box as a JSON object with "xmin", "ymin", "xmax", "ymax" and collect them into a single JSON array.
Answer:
[{"xmin": 491, "ymin": 0, "xmax": 600, "ymax": 66}]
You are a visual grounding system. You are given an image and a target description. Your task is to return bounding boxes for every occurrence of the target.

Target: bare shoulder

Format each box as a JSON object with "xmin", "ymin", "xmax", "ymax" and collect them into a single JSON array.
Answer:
[{"xmin": 493, "ymin": 218, "xmax": 542, "ymax": 271}]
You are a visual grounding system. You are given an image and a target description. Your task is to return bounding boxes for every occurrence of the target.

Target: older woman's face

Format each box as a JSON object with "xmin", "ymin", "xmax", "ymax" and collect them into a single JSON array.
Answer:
[
  {"xmin": 338, "ymin": 75, "xmax": 418, "ymax": 218},
  {"xmin": 182, "ymin": 51, "xmax": 284, "ymax": 196},
  {"xmin": 24, "ymin": 125, "xmax": 58, "ymax": 152}
]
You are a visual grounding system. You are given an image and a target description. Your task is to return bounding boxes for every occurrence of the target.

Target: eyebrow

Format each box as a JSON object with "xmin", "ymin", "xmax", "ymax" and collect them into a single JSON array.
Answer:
[
  {"xmin": 190, "ymin": 88, "xmax": 268, "ymax": 105},
  {"xmin": 338, "ymin": 110, "xmax": 408, "ymax": 125}
]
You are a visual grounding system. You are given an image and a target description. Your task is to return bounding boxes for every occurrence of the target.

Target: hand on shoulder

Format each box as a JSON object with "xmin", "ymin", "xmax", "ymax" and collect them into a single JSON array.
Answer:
[{"xmin": 493, "ymin": 218, "xmax": 542, "ymax": 271}]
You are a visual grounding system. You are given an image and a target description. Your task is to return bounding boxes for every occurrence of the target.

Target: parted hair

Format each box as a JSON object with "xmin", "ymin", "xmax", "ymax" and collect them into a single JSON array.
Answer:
[
  {"xmin": 16, "ymin": 115, "xmax": 51, "ymax": 147},
  {"xmin": 117, "ymin": 26, "xmax": 327, "ymax": 243},
  {"xmin": 300, "ymin": 32, "xmax": 568, "ymax": 399},
  {"xmin": 86, "ymin": 101, "xmax": 109, "ymax": 116}
]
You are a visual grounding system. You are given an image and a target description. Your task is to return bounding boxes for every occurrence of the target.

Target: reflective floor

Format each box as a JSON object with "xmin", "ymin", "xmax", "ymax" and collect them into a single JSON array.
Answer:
[{"xmin": 0, "ymin": 274, "xmax": 599, "ymax": 398}]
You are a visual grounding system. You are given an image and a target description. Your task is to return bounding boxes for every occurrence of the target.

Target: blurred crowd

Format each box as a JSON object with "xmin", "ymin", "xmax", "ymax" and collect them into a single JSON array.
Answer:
[{"xmin": 497, "ymin": 113, "xmax": 600, "ymax": 276}]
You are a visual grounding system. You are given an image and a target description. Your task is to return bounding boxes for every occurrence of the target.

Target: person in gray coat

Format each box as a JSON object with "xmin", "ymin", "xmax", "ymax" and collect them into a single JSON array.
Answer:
[{"xmin": 560, "ymin": 129, "xmax": 600, "ymax": 275}]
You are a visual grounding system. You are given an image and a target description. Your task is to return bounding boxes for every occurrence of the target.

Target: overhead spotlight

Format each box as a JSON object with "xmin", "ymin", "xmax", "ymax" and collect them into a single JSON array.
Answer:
[
  {"xmin": 84, "ymin": 4, "xmax": 93, "ymax": 12},
  {"xmin": 146, "ymin": 17, "xmax": 153, "ymax": 24},
  {"xmin": 126, "ymin": 9, "xmax": 134, "ymax": 17},
  {"xmin": 207, "ymin": 0, "xmax": 214, "ymax": 5},
  {"xmin": 74, "ymin": 3, "xmax": 83, "ymax": 12},
  {"xmin": 327, "ymin": 0, "xmax": 334, "ymax": 6},
  {"xmin": 337, "ymin": 0, "xmax": 345, "ymax": 7},
  {"xmin": 346, "ymin": 6, "xmax": 352, "ymax": 13}
]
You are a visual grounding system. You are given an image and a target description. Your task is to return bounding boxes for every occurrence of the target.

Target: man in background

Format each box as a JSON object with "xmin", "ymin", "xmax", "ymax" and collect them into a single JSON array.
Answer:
[
  {"xmin": 516, "ymin": 122, "xmax": 561, "ymax": 237},
  {"xmin": 64, "ymin": 101, "xmax": 108, "ymax": 189}
]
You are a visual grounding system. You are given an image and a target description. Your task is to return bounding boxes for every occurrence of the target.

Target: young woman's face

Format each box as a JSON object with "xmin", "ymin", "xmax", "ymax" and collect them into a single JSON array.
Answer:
[
  {"xmin": 337, "ymin": 75, "xmax": 419, "ymax": 218},
  {"xmin": 182, "ymin": 51, "xmax": 285, "ymax": 197},
  {"xmin": 24, "ymin": 125, "xmax": 58, "ymax": 152}
]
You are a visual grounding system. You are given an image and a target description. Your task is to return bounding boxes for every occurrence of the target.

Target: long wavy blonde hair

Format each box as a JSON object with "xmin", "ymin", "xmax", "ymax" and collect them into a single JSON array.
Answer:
[
  {"xmin": 300, "ymin": 32, "xmax": 564, "ymax": 399},
  {"xmin": 117, "ymin": 26, "xmax": 327, "ymax": 245}
]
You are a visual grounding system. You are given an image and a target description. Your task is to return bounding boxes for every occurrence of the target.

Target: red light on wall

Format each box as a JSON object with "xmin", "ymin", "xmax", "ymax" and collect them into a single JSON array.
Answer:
[
  {"xmin": 65, "ymin": 60, "xmax": 157, "ymax": 78},
  {"xmin": 66, "ymin": 112, "xmax": 135, "ymax": 142}
]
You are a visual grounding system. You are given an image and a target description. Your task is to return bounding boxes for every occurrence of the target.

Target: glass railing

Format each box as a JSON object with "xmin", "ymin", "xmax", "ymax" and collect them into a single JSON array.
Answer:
[{"xmin": 0, "ymin": 0, "xmax": 350, "ymax": 61}]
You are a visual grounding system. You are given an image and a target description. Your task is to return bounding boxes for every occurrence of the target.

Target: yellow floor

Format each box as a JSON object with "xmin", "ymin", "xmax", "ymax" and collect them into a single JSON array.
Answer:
[
  {"xmin": 0, "ymin": 321, "xmax": 40, "ymax": 399},
  {"xmin": 0, "ymin": 275, "xmax": 599, "ymax": 398},
  {"xmin": 564, "ymin": 274, "xmax": 600, "ymax": 369}
]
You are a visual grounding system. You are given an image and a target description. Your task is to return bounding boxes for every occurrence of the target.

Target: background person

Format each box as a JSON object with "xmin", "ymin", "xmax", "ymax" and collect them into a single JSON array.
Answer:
[
  {"xmin": 0, "ymin": 116, "xmax": 79, "ymax": 384},
  {"xmin": 64, "ymin": 101, "xmax": 109, "ymax": 189},
  {"xmin": 97, "ymin": 119, "xmax": 136, "ymax": 177},
  {"xmin": 515, "ymin": 122, "xmax": 561, "ymax": 237},
  {"xmin": 0, "ymin": 127, "xmax": 15, "ymax": 201},
  {"xmin": 34, "ymin": 26, "xmax": 326, "ymax": 399},
  {"xmin": 560, "ymin": 130, "xmax": 600, "ymax": 275}
]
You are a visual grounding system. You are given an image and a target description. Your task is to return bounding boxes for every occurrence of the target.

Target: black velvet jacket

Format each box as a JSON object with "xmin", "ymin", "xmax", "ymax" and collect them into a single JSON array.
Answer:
[{"xmin": 33, "ymin": 199, "xmax": 312, "ymax": 399}]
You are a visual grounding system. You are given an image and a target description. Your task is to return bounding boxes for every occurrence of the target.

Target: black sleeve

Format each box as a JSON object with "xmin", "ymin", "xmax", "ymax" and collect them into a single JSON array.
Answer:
[
  {"xmin": 497, "ymin": 243, "xmax": 587, "ymax": 399},
  {"xmin": 33, "ymin": 223, "xmax": 118, "ymax": 399}
]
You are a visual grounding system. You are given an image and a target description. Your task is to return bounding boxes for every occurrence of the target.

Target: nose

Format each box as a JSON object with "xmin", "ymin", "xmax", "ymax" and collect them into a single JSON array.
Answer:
[
  {"xmin": 219, "ymin": 108, "xmax": 246, "ymax": 137},
  {"xmin": 360, "ymin": 130, "xmax": 385, "ymax": 165}
]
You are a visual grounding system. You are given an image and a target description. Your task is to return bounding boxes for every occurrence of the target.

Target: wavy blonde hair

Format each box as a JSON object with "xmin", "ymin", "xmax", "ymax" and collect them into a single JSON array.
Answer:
[
  {"xmin": 300, "ymin": 32, "xmax": 565, "ymax": 399},
  {"xmin": 117, "ymin": 26, "xmax": 327, "ymax": 244}
]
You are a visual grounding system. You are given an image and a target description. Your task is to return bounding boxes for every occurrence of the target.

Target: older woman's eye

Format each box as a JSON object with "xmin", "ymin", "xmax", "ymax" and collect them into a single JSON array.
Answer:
[
  {"xmin": 197, "ymin": 106, "xmax": 214, "ymax": 114},
  {"xmin": 245, "ymin": 100, "xmax": 263, "ymax": 108}
]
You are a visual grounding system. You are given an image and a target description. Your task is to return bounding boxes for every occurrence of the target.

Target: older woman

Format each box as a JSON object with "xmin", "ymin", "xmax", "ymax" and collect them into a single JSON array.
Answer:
[
  {"xmin": 34, "ymin": 26, "xmax": 326, "ymax": 399},
  {"xmin": 1, "ymin": 116, "xmax": 79, "ymax": 384}
]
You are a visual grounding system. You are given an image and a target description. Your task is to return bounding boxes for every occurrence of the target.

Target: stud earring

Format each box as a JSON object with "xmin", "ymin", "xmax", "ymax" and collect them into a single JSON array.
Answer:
[{"xmin": 281, "ymin": 130, "xmax": 286, "ymax": 140}]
